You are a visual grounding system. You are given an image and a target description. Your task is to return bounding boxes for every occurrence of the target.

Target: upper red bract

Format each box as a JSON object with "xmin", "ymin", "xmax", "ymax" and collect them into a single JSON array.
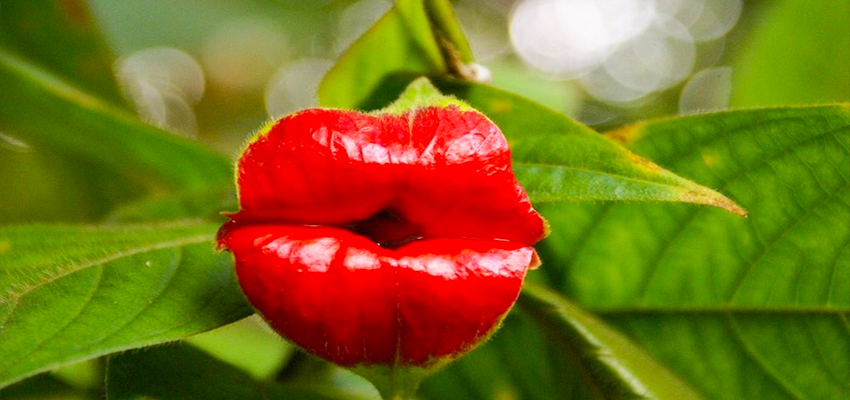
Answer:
[
  {"xmin": 219, "ymin": 105, "xmax": 546, "ymax": 367},
  {"xmin": 233, "ymin": 107, "xmax": 545, "ymax": 244}
]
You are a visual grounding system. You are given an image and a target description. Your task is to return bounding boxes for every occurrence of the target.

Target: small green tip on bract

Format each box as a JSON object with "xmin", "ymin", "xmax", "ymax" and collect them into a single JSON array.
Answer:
[{"xmin": 378, "ymin": 77, "xmax": 472, "ymax": 114}]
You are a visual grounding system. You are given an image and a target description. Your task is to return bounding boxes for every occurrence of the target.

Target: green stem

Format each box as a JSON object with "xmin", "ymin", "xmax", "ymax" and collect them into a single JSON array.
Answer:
[{"xmin": 351, "ymin": 364, "xmax": 433, "ymax": 400}]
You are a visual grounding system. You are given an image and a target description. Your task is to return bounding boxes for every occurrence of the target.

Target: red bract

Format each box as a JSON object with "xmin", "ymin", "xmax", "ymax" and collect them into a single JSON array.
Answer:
[
  {"xmin": 222, "ymin": 225, "xmax": 535, "ymax": 366},
  {"xmin": 231, "ymin": 106, "xmax": 544, "ymax": 244},
  {"xmin": 217, "ymin": 80, "xmax": 546, "ymax": 390}
]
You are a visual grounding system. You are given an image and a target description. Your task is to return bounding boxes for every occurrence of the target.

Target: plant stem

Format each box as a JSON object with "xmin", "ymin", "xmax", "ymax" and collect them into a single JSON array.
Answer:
[{"xmin": 351, "ymin": 364, "xmax": 427, "ymax": 400}]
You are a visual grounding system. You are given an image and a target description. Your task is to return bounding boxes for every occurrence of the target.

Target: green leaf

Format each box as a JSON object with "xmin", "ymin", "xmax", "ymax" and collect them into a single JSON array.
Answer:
[
  {"xmin": 519, "ymin": 283, "xmax": 704, "ymax": 400},
  {"xmin": 0, "ymin": 373, "xmax": 93, "ymax": 400},
  {"xmin": 731, "ymin": 0, "xmax": 850, "ymax": 107},
  {"xmin": 432, "ymin": 78, "xmax": 746, "ymax": 215},
  {"xmin": 0, "ymin": 222, "xmax": 252, "ymax": 388},
  {"xmin": 104, "ymin": 186, "xmax": 237, "ymax": 223},
  {"xmin": 318, "ymin": 0, "xmax": 473, "ymax": 110},
  {"xmin": 538, "ymin": 105, "xmax": 850, "ymax": 400},
  {"xmin": 0, "ymin": 146, "xmax": 108, "ymax": 223},
  {"xmin": 106, "ymin": 343, "xmax": 364, "ymax": 400},
  {"xmin": 187, "ymin": 316, "xmax": 293, "ymax": 380},
  {"xmin": 419, "ymin": 312, "xmax": 552, "ymax": 400},
  {"xmin": 0, "ymin": 50, "xmax": 232, "ymax": 222},
  {"xmin": 0, "ymin": 0, "xmax": 124, "ymax": 104},
  {"xmin": 50, "ymin": 360, "xmax": 100, "ymax": 392},
  {"xmin": 419, "ymin": 283, "xmax": 704, "ymax": 400}
]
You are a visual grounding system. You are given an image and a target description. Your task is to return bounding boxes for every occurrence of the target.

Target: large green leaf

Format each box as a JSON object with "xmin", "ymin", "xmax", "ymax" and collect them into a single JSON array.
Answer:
[
  {"xmin": 0, "ymin": 222, "xmax": 252, "ymax": 388},
  {"xmin": 518, "ymin": 283, "xmax": 704, "ymax": 399},
  {"xmin": 731, "ymin": 0, "xmax": 850, "ymax": 107},
  {"xmin": 318, "ymin": 0, "xmax": 473, "ymax": 110},
  {"xmin": 0, "ymin": 51, "xmax": 232, "ymax": 222},
  {"xmin": 537, "ymin": 105, "xmax": 850, "ymax": 400},
  {"xmin": 106, "ymin": 343, "xmax": 363, "ymax": 400},
  {"xmin": 420, "ymin": 283, "xmax": 704, "ymax": 400},
  {"xmin": 0, "ymin": 0, "xmax": 124, "ymax": 104},
  {"xmin": 434, "ymin": 79, "xmax": 744, "ymax": 214}
]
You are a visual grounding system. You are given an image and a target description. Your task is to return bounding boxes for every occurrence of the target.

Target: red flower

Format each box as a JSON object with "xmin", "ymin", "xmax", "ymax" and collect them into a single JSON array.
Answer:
[{"xmin": 217, "ymin": 80, "xmax": 546, "ymax": 387}]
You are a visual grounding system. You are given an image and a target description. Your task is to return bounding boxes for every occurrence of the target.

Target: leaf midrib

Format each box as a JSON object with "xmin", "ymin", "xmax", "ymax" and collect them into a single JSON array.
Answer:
[
  {"xmin": 725, "ymin": 315, "xmax": 808, "ymax": 400},
  {"xmin": 610, "ymin": 112, "xmax": 849, "ymax": 165},
  {"xmin": 515, "ymin": 161, "xmax": 681, "ymax": 187},
  {"xmin": 589, "ymin": 306, "xmax": 850, "ymax": 315},
  {"xmin": 0, "ymin": 233, "xmax": 214, "ymax": 315},
  {"xmin": 566, "ymin": 120, "xmax": 850, "ymax": 306}
]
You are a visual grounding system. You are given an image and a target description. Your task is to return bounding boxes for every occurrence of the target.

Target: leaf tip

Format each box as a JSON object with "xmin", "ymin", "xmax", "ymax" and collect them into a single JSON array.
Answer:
[
  {"xmin": 627, "ymin": 153, "xmax": 748, "ymax": 217},
  {"xmin": 714, "ymin": 196, "xmax": 748, "ymax": 218},
  {"xmin": 684, "ymin": 189, "xmax": 748, "ymax": 218}
]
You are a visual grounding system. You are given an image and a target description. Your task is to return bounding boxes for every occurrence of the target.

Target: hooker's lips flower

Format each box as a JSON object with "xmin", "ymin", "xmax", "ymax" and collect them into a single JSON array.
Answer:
[{"xmin": 217, "ymin": 79, "xmax": 546, "ymax": 394}]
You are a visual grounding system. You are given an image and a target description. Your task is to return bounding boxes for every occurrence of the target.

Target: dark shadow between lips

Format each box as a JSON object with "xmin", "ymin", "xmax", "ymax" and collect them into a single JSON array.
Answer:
[
  {"xmin": 218, "ymin": 208, "xmax": 425, "ymax": 250},
  {"xmin": 218, "ymin": 206, "xmax": 536, "ymax": 253},
  {"xmin": 345, "ymin": 209, "xmax": 423, "ymax": 248}
]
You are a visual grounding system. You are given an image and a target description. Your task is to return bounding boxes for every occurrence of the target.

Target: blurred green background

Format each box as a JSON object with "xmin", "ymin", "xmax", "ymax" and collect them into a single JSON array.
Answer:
[
  {"xmin": 2, "ymin": 0, "xmax": 848, "ymax": 223},
  {"xmin": 1, "ymin": 1, "xmax": 848, "ymax": 399}
]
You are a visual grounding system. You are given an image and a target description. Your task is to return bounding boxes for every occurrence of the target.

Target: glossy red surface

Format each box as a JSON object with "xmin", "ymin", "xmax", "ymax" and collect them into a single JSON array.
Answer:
[
  {"xmin": 233, "ymin": 107, "xmax": 545, "ymax": 244},
  {"xmin": 221, "ymin": 225, "xmax": 533, "ymax": 366},
  {"xmin": 220, "ymin": 105, "xmax": 546, "ymax": 367}
]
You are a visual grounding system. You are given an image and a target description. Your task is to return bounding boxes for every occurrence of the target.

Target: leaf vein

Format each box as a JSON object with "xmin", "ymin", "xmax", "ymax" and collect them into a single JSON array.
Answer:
[
  {"xmin": 802, "ymin": 316, "xmax": 849, "ymax": 389},
  {"xmin": 2, "ymin": 264, "xmax": 105, "ymax": 373},
  {"xmin": 730, "ymin": 181, "xmax": 850, "ymax": 302},
  {"xmin": 80, "ymin": 247, "xmax": 184, "ymax": 351},
  {"xmin": 0, "ymin": 233, "xmax": 213, "ymax": 311},
  {"xmin": 725, "ymin": 315, "xmax": 807, "ymax": 400}
]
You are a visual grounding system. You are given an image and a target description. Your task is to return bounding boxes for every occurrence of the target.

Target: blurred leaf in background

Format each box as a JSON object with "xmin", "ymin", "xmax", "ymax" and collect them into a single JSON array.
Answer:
[
  {"xmin": 107, "ymin": 344, "xmax": 364, "ymax": 400},
  {"xmin": 318, "ymin": 0, "xmax": 473, "ymax": 110},
  {"xmin": 0, "ymin": 373, "xmax": 94, "ymax": 400},
  {"xmin": 731, "ymin": 0, "xmax": 850, "ymax": 107},
  {"xmin": 0, "ymin": 0, "xmax": 124, "ymax": 104},
  {"xmin": 0, "ymin": 0, "xmax": 127, "ymax": 223},
  {"xmin": 0, "ymin": 52, "xmax": 232, "ymax": 221},
  {"xmin": 0, "ymin": 0, "xmax": 232, "ymax": 223}
]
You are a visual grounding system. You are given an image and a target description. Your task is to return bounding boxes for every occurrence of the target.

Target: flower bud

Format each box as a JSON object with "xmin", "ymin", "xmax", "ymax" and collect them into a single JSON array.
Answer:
[{"xmin": 218, "ymin": 78, "xmax": 546, "ymax": 398}]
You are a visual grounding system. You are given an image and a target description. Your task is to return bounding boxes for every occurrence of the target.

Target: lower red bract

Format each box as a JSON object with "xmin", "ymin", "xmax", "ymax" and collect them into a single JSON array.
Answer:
[{"xmin": 221, "ymin": 224, "xmax": 534, "ymax": 366}]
